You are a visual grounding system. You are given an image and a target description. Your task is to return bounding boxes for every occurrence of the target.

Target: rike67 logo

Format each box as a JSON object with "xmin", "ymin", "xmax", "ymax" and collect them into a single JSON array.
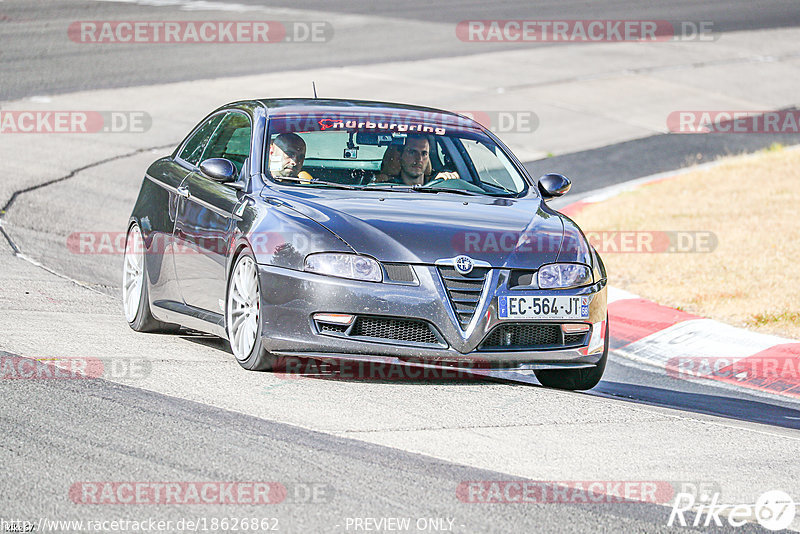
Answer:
[{"xmin": 668, "ymin": 490, "xmax": 796, "ymax": 531}]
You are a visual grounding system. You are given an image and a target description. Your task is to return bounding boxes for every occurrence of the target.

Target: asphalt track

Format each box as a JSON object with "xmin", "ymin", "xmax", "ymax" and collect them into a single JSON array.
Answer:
[
  {"xmin": 2, "ymin": 0, "xmax": 800, "ymax": 100},
  {"xmin": 2, "ymin": 349, "xmax": 773, "ymax": 534},
  {"xmin": 2, "ymin": 1, "xmax": 800, "ymax": 532}
]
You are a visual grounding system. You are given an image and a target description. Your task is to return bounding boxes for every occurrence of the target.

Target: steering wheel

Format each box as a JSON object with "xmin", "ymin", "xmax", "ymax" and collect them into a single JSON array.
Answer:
[
  {"xmin": 423, "ymin": 176, "xmax": 486, "ymax": 194},
  {"xmin": 424, "ymin": 177, "xmax": 448, "ymax": 186},
  {"xmin": 360, "ymin": 171, "xmax": 383, "ymax": 186}
]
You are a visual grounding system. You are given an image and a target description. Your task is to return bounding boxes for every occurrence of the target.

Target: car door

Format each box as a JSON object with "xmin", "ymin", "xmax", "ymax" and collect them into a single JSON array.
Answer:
[
  {"xmin": 141, "ymin": 113, "xmax": 223, "ymax": 305},
  {"xmin": 173, "ymin": 110, "xmax": 251, "ymax": 314}
]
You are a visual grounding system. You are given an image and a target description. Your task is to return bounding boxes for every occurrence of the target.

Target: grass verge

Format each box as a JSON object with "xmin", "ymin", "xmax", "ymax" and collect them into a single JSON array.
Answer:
[{"xmin": 569, "ymin": 145, "xmax": 800, "ymax": 339}]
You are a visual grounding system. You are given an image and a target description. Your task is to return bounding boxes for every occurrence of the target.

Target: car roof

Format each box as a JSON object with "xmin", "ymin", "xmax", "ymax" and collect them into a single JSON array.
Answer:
[{"xmin": 222, "ymin": 98, "xmax": 484, "ymax": 130}]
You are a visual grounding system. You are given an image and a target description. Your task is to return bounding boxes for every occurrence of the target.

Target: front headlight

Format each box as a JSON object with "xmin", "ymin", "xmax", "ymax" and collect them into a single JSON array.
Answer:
[
  {"xmin": 537, "ymin": 263, "xmax": 593, "ymax": 289},
  {"xmin": 304, "ymin": 253, "xmax": 383, "ymax": 282}
]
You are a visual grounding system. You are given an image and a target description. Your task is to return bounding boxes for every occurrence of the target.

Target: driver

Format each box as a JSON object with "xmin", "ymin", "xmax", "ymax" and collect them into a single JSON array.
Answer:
[
  {"xmin": 269, "ymin": 133, "xmax": 313, "ymax": 182},
  {"xmin": 375, "ymin": 135, "xmax": 458, "ymax": 185}
]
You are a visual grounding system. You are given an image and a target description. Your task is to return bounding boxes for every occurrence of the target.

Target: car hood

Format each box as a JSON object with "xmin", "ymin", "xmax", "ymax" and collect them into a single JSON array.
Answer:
[{"xmin": 268, "ymin": 189, "xmax": 590, "ymax": 268}]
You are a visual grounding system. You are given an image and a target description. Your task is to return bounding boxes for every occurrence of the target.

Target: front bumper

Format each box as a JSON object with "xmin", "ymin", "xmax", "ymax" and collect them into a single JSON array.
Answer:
[{"xmin": 258, "ymin": 264, "xmax": 607, "ymax": 369}]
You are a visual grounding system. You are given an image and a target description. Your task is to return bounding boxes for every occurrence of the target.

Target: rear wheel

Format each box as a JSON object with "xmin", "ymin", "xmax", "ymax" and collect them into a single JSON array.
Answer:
[
  {"xmin": 122, "ymin": 223, "xmax": 180, "ymax": 333},
  {"xmin": 534, "ymin": 319, "xmax": 609, "ymax": 391},
  {"xmin": 226, "ymin": 249, "xmax": 280, "ymax": 371}
]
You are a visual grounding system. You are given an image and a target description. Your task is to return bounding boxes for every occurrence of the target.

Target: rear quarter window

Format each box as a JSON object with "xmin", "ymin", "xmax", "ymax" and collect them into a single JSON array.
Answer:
[{"xmin": 178, "ymin": 115, "xmax": 223, "ymax": 166}]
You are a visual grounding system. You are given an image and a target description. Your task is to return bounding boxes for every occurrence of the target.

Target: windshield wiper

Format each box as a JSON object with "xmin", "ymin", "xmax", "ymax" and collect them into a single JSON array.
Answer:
[
  {"xmin": 365, "ymin": 184, "xmax": 482, "ymax": 196},
  {"xmin": 309, "ymin": 180, "xmax": 362, "ymax": 189},
  {"xmin": 275, "ymin": 176, "xmax": 361, "ymax": 189},
  {"xmin": 412, "ymin": 185, "xmax": 482, "ymax": 196},
  {"xmin": 367, "ymin": 183, "xmax": 484, "ymax": 196},
  {"xmin": 362, "ymin": 184, "xmax": 415, "ymax": 192}
]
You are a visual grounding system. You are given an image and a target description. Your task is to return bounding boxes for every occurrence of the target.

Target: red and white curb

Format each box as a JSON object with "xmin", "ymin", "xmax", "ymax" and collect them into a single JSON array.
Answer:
[
  {"xmin": 559, "ymin": 153, "xmax": 800, "ymax": 399},
  {"xmin": 608, "ymin": 287, "xmax": 800, "ymax": 399}
]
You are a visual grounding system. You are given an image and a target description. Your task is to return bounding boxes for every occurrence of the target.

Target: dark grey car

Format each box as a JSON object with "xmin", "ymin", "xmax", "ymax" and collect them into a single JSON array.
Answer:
[{"xmin": 123, "ymin": 99, "xmax": 608, "ymax": 390}]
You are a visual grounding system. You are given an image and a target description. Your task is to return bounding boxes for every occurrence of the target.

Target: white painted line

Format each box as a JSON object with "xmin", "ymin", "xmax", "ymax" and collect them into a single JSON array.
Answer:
[
  {"xmin": 607, "ymin": 286, "xmax": 638, "ymax": 303},
  {"xmin": 607, "ymin": 352, "xmax": 799, "ymax": 404},
  {"xmin": 557, "ymin": 143, "xmax": 800, "ymax": 209},
  {"xmin": 554, "ymin": 147, "xmax": 800, "ymax": 400},
  {"xmin": 618, "ymin": 319, "xmax": 793, "ymax": 367}
]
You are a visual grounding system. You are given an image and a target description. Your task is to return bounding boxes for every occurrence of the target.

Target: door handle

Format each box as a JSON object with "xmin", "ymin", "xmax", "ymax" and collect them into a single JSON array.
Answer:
[{"xmin": 177, "ymin": 186, "xmax": 190, "ymax": 199}]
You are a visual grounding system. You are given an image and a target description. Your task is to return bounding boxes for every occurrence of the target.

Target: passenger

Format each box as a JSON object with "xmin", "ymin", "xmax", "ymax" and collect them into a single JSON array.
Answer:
[
  {"xmin": 374, "ymin": 135, "xmax": 458, "ymax": 185},
  {"xmin": 269, "ymin": 133, "xmax": 313, "ymax": 182}
]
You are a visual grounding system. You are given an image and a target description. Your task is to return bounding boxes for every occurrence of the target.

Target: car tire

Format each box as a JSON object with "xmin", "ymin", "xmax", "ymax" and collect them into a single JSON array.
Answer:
[
  {"xmin": 123, "ymin": 223, "xmax": 181, "ymax": 334},
  {"xmin": 534, "ymin": 319, "xmax": 609, "ymax": 391},
  {"xmin": 226, "ymin": 248, "xmax": 282, "ymax": 371}
]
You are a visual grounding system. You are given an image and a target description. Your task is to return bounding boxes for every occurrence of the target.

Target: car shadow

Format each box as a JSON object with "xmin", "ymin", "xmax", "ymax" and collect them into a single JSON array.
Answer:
[
  {"xmin": 175, "ymin": 335, "xmax": 501, "ymax": 385},
  {"xmin": 174, "ymin": 333, "xmax": 800, "ymax": 429},
  {"xmin": 178, "ymin": 331, "xmax": 231, "ymax": 352},
  {"xmin": 594, "ymin": 380, "xmax": 800, "ymax": 430},
  {"xmin": 274, "ymin": 356, "xmax": 528, "ymax": 386}
]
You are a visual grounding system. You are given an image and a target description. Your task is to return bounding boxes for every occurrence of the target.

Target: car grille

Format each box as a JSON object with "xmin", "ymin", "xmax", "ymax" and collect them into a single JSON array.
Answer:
[
  {"xmin": 351, "ymin": 317, "xmax": 439, "ymax": 345},
  {"xmin": 479, "ymin": 324, "xmax": 589, "ymax": 351},
  {"xmin": 438, "ymin": 265, "xmax": 489, "ymax": 329},
  {"xmin": 316, "ymin": 315, "xmax": 442, "ymax": 346}
]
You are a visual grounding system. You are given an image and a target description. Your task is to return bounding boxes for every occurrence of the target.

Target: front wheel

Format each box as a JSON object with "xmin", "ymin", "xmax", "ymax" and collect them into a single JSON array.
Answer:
[
  {"xmin": 122, "ymin": 223, "xmax": 180, "ymax": 333},
  {"xmin": 226, "ymin": 250, "xmax": 280, "ymax": 371},
  {"xmin": 534, "ymin": 319, "xmax": 609, "ymax": 391}
]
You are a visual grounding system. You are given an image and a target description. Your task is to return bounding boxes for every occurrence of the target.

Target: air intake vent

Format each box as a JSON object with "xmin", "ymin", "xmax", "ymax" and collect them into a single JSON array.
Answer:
[
  {"xmin": 480, "ymin": 324, "xmax": 562, "ymax": 350},
  {"xmin": 437, "ymin": 265, "xmax": 489, "ymax": 329},
  {"xmin": 351, "ymin": 317, "xmax": 439, "ymax": 345},
  {"xmin": 384, "ymin": 263, "xmax": 416, "ymax": 283},
  {"xmin": 563, "ymin": 333, "xmax": 588, "ymax": 346},
  {"xmin": 318, "ymin": 322, "xmax": 349, "ymax": 334}
]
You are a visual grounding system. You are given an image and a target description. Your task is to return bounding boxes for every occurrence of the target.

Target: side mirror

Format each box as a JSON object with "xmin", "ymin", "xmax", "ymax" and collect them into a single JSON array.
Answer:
[
  {"xmin": 199, "ymin": 158, "xmax": 237, "ymax": 183},
  {"xmin": 537, "ymin": 173, "xmax": 571, "ymax": 199}
]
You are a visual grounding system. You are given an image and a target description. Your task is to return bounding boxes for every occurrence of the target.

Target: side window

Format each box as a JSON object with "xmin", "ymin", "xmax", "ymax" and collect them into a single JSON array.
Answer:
[
  {"xmin": 430, "ymin": 137, "xmax": 448, "ymax": 171},
  {"xmin": 461, "ymin": 139, "xmax": 526, "ymax": 193},
  {"xmin": 200, "ymin": 112, "xmax": 252, "ymax": 173},
  {"xmin": 178, "ymin": 114, "xmax": 223, "ymax": 166}
]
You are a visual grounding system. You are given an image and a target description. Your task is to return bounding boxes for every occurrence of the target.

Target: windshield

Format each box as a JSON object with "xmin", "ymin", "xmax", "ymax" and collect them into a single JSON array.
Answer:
[{"xmin": 264, "ymin": 113, "xmax": 529, "ymax": 197}]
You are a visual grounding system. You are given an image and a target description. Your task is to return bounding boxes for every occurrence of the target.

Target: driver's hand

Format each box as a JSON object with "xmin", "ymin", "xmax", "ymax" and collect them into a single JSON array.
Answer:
[{"xmin": 433, "ymin": 172, "xmax": 459, "ymax": 181}]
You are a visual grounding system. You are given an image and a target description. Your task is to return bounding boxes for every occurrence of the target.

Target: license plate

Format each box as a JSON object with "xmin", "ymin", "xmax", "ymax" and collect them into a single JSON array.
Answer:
[{"xmin": 498, "ymin": 295, "xmax": 590, "ymax": 320}]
